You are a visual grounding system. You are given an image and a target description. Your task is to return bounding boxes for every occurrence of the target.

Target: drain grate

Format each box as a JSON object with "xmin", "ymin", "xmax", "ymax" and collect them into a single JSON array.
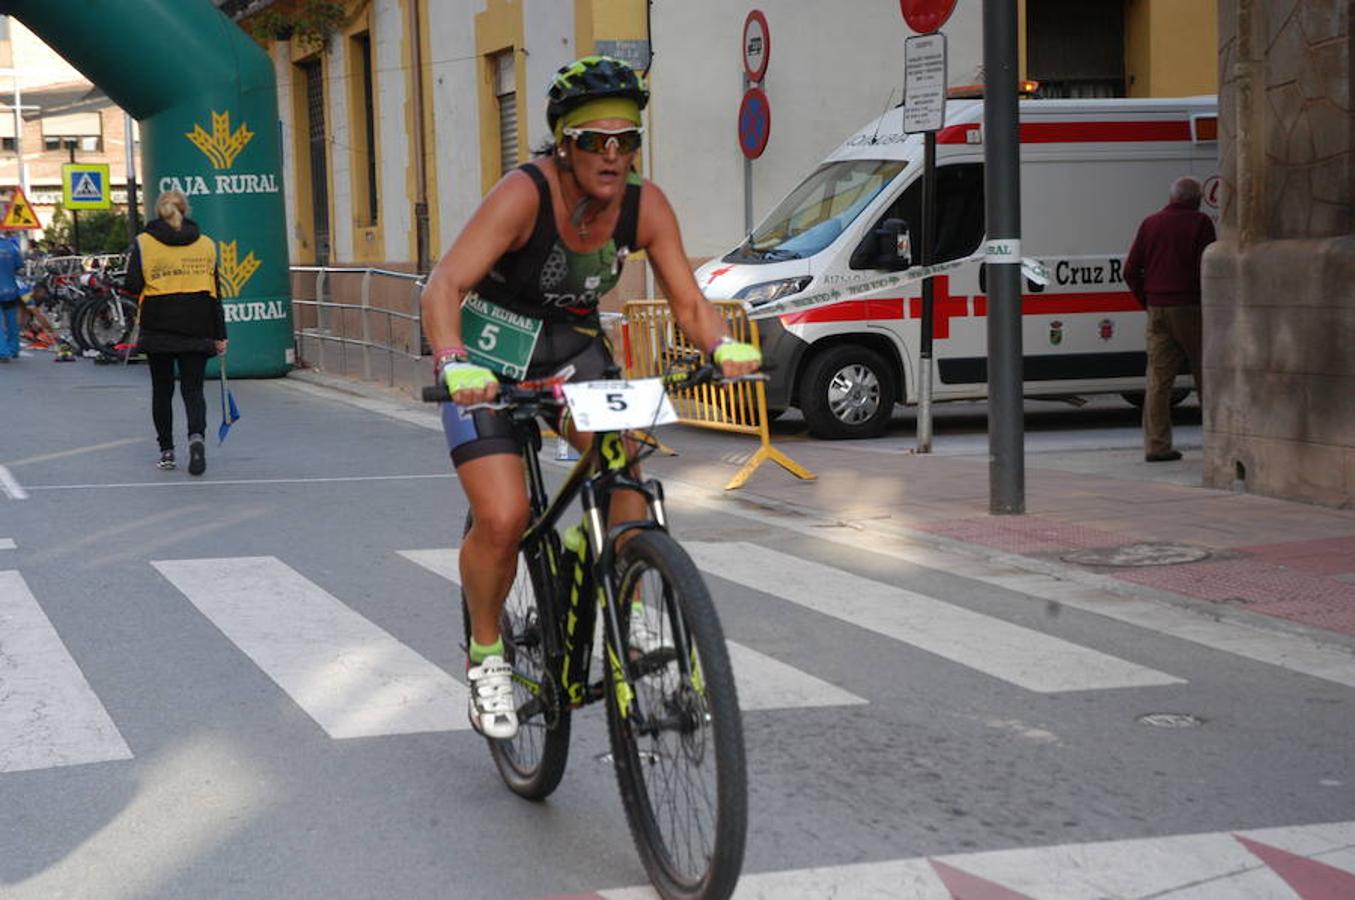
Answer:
[
  {"xmin": 1062, "ymin": 542, "xmax": 1211, "ymax": 567},
  {"xmin": 1137, "ymin": 712, "xmax": 1204, "ymax": 728}
]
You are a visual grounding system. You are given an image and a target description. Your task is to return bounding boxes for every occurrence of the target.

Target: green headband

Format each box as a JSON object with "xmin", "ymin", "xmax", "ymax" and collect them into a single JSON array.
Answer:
[{"xmin": 554, "ymin": 97, "xmax": 642, "ymax": 144}]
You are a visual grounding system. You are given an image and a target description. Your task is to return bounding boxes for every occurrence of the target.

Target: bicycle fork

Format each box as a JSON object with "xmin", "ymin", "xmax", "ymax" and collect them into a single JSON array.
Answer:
[{"xmin": 577, "ymin": 479, "xmax": 698, "ymax": 731}]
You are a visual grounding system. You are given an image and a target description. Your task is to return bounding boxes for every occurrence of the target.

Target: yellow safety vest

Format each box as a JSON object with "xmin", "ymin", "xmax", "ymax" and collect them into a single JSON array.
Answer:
[{"xmin": 137, "ymin": 232, "xmax": 218, "ymax": 298}]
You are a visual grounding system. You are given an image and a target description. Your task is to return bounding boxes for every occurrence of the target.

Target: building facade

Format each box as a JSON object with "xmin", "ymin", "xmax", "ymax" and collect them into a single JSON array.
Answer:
[
  {"xmin": 1205, "ymin": 0, "xmax": 1354, "ymax": 507},
  {"xmin": 0, "ymin": 16, "xmax": 141, "ymax": 237},
  {"xmin": 245, "ymin": 0, "xmax": 1218, "ymax": 277}
]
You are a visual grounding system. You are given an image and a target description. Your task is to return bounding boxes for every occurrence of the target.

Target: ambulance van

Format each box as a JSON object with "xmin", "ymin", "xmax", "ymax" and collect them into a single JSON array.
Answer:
[{"xmin": 696, "ymin": 95, "xmax": 1219, "ymax": 439}]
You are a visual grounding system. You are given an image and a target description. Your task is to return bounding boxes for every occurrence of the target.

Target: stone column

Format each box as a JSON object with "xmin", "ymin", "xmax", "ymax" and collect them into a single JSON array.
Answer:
[{"xmin": 1205, "ymin": 0, "xmax": 1355, "ymax": 507}]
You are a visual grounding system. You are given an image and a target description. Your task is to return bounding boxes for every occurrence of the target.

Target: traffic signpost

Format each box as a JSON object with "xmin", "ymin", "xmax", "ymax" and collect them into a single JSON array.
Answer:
[
  {"xmin": 742, "ymin": 10, "xmax": 770, "ymax": 82},
  {"xmin": 738, "ymin": 87, "xmax": 771, "ymax": 160},
  {"xmin": 899, "ymin": 7, "xmax": 953, "ymax": 454},
  {"xmin": 900, "ymin": 0, "xmax": 958, "ymax": 35},
  {"xmin": 1, "ymin": 185, "xmax": 41, "ymax": 230},
  {"xmin": 62, "ymin": 163, "xmax": 112, "ymax": 210},
  {"xmin": 740, "ymin": 10, "xmax": 771, "ymax": 234}
]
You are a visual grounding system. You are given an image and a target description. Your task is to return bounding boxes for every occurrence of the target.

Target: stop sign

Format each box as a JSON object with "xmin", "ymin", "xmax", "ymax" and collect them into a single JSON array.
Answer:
[{"xmin": 899, "ymin": 0, "xmax": 957, "ymax": 34}]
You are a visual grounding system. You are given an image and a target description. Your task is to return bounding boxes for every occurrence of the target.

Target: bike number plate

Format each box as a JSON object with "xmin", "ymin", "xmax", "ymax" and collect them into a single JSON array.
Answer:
[
  {"xmin": 563, "ymin": 379, "xmax": 677, "ymax": 432},
  {"xmin": 461, "ymin": 295, "xmax": 542, "ymax": 380}
]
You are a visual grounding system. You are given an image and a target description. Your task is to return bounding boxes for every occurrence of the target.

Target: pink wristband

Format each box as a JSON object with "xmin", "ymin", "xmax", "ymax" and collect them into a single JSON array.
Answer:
[{"xmin": 433, "ymin": 346, "xmax": 468, "ymax": 374}]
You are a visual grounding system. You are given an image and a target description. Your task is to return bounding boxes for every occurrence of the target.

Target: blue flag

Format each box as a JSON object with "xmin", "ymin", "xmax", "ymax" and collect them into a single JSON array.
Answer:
[{"xmin": 218, "ymin": 356, "xmax": 241, "ymax": 445}]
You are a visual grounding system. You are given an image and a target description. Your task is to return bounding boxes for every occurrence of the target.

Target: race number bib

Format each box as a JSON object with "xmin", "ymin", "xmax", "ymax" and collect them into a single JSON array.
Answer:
[
  {"xmin": 461, "ymin": 295, "xmax": 543, "ymax": 380},
  {"xmin": 563, "ymin": 379, "xmax": 678, "ymax": 432}
]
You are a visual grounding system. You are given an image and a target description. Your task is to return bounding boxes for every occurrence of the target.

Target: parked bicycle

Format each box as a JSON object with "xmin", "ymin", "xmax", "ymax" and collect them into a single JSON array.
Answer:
[
  {"xmin": 23, "ymin": 254, "xmax": 135, "ymax": 357},
  {"xmin": 422, "ymin": 362, "xmax": 749, "ymax": 900}
]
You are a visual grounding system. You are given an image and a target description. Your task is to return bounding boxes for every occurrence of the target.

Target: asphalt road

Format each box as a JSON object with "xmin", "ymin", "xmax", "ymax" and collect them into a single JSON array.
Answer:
[{"xmin": 1, "ymin": 357, "xmax": 1350, "ymax": 898}]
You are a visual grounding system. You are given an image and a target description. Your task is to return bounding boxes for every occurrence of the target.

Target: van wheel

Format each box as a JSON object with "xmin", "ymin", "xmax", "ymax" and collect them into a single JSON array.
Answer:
[
  {"xmin": 1121, "ymin": 389, "xmax": 1191, "ymax": 409},
  {"xmin": 799, "ymin": 345, "xmax": 896, "ymax": 440}
]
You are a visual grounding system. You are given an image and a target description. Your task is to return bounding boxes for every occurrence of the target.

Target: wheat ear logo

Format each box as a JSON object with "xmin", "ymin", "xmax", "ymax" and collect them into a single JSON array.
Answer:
[
  {"xmin": 186, "ymin": 111, "xmax": 254, "ymax": 169},
  {"xmin": 219, "ymin": 241, "xmax": 262, "ymax": 298}
]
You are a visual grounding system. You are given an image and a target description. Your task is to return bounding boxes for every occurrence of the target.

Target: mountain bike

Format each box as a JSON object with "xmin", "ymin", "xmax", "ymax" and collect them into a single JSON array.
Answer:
[{"xmin": 422, "ymin": 363, "xmax": 749, "ymax": 900}]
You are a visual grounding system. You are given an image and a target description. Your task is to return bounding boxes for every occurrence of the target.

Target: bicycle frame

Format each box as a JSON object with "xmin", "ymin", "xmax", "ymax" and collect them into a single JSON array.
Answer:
[{"xmin": 513, "ymin": 420, "xmax": 691, "ymax": 727}]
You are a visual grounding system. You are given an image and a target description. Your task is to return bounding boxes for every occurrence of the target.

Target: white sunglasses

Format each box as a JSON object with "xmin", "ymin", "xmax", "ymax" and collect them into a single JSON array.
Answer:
[{"xmin": 562, "ymin": 125, "xmax": 645, "ymax": 154}]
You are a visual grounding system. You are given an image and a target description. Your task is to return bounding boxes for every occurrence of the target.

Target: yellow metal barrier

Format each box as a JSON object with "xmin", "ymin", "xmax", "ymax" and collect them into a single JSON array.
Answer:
[{"xmin": 620, "ymin": 300, "xmax": 815, "ymax": 490}]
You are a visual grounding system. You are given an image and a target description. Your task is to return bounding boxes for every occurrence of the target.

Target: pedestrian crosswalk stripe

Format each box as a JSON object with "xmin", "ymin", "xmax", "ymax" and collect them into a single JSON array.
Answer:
[
  {"xmin": 593, "ymin": 819, "xmax": 1355, "ymax": 898},
  {"xmin": 0, "ymin": 570, "xmax": 132, "ymax": 773},
  {"xmin": 152, "ymin": 557, "xmax": 471, "ymax": 739},
  {"xmin": 686, "ymin": 542, "xmax": 1185, "ymax": 693},
  {"xmin": 0, "ymin": 538, "xmax": 15, "ymax": 550},
  {"xmin": 398, "ymin": 549, "xmax": 867, "ymax": 711}
]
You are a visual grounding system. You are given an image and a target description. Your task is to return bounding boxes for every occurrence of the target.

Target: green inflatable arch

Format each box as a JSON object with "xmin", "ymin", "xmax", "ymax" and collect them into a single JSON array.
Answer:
[{"xmin": 3, "ymin": 0, "xmax": 292, "ymax": 376}]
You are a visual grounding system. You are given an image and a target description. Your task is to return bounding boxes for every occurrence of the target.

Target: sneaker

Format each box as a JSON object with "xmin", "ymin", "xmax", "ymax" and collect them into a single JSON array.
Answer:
[
  {"xmin": 466, "ymin": 655, "xmax": 518, "ymax": 739},
  {"xmin": 628, "ymin": 605, "xmax": 671, "ymax": 657},
  {"xmin": 188, "ymin": 438, "xmax": 206, "ymax": 476},
  {"xmin": 157, "ymin": 450, "xmax": 176, "ymax": 470}
]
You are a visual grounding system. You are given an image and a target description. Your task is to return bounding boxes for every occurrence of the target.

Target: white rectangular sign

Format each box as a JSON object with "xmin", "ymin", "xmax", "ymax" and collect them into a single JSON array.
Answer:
[
  {"xmin": 904, "ymin": 33, "xmax": 948, "ymax": 134},
  {"xmin": 563, "ymin": 378, "xmax": 677, "ymax": 432}
]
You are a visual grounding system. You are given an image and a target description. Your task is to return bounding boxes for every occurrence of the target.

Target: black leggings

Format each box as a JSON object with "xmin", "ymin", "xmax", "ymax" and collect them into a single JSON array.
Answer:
[{"xmin": 147, "ymin": 352, "xmax": 210, "ymax": 451}]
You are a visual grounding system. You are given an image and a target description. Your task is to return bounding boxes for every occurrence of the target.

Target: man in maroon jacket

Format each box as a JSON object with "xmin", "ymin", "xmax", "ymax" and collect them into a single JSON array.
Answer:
[{"xmin": 1124, "ymin": 176, "xmax": 1216, "ymax": 462}]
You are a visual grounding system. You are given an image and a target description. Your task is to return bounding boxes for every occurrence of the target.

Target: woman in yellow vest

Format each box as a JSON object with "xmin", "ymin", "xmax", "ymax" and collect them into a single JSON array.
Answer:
[{"xmin": 124, "ymin": 190, "xmax": 228, "ymax": 476}]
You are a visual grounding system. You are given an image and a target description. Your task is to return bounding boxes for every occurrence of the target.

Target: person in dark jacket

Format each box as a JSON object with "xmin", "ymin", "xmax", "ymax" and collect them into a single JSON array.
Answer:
[
  {"xmin": 1124, "ymin": 176, "xmax": 1215, "ymax": 462},
  {"xmin": 124, "ymin": 190, "xmax": 228, "ymax": 475}
]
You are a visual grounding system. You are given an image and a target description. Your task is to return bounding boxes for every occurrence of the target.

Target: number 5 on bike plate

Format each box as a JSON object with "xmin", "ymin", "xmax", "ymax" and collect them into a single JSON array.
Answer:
[{"xmin": 563, "ymin": 378, "xmax": 678, "ymax": 432}]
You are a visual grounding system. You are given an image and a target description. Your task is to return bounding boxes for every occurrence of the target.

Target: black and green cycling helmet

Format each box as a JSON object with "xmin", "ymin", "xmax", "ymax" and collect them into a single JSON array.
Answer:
[{"xmin": 546, "ymin": 55, "xmax": 649, "ymax": 137}]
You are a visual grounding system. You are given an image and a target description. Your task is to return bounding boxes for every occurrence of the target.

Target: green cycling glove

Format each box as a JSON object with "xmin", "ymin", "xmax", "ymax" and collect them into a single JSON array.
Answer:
[
  {"xmin": 712, "ymin": 339, "xmax": 761, "ymax": 367},
  {"xmin": 441, "ymin": 360, "xmax": 498, "ymax": 396}
]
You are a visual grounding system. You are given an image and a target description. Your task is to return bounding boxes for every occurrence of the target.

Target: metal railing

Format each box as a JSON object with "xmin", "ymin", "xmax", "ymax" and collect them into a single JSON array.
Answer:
[{"xmin": 290, "ymin": 265, "xmax": 426, "ymax": 391}]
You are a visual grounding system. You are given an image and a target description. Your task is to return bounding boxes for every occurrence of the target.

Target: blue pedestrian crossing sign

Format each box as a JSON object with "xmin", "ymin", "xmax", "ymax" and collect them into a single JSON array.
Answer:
[{"xmin": 62, "ymin": 163, "xmax": 112, "ymax": 210}]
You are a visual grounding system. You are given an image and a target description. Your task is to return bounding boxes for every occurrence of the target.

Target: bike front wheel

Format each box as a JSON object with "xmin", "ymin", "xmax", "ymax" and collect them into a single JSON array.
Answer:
[
  {"xmin": 605, "ymin": 531, "xmax": 747, "ymax": 900},
  {"xmin": 461, "ymin": 512, "xmax": 571, "ymax": 800}
]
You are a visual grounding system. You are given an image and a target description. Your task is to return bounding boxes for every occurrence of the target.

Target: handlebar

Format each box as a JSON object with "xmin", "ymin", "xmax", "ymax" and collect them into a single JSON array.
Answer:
[{"xmin": 420, "ymin": 363, "xmax": 760, "ymax": 406}]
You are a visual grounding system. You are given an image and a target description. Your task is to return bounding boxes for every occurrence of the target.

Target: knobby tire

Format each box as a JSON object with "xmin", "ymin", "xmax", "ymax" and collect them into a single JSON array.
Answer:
[
  {"xmin": 461, "ymin": 512, "xmax": 571, "ymax": 800},
  {"xmin": 605, "ymin": 531, "xmax": 748, "ymax": 900}
]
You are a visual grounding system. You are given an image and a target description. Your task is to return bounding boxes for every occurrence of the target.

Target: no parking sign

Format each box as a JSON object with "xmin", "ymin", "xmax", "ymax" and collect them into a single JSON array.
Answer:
[{"xmin": 738, "ymin": 88, "xmax": 771, "ymax": 160}]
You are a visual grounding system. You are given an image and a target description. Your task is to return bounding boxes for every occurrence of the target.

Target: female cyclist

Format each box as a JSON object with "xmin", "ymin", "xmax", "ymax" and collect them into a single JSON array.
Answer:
[{"xmin": 420, "ymin": 56, "xmax": 760, "ymax": 739}]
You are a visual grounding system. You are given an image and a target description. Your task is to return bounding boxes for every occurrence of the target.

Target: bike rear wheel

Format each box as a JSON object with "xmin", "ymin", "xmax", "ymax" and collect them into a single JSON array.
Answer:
[
  {"xmin": 605, "ymin": 531, "xmax": 747, "ymax": 900},
  {"xmin": 460, "ymin": 512, "xmax": 571, "ymax": 800}
]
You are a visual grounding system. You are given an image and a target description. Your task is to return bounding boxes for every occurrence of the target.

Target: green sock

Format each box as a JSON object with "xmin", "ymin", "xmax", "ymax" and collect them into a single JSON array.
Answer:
[{"xmin": 469, "ymin": 637, "xmax": 505, "ymax": 664}]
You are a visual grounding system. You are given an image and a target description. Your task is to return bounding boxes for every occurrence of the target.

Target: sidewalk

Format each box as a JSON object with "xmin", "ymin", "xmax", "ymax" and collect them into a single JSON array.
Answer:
[
  {"xmin": 640, "ymin": 415, "xmax": 1355, "ymax": 646},
  {"xmin": 289, "ymin": 368, "xmax": 1355, "ymax": 648}
]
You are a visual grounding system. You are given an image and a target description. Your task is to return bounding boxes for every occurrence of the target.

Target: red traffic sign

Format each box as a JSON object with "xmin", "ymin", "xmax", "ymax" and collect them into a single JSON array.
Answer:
[
  {"xmin": 742, "ymin": 10, "xmax": 770, "ymax": 82},
  {"xmin": 900, "ymin": 0, "xmax": 957, "ymax": 34},
  {"xmin": 738, "ymin": 88, "xmax": 771, "ymax": 159}
]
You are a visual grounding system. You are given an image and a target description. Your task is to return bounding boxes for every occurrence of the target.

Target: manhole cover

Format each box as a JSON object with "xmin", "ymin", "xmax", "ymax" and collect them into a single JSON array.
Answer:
[
  {"xmin": 1061, "ymin": 542, "xmax": 1211, "ymax": 567},
  {"xmin": 1137, "ymin": 712, "xmax": 1204, "ymax": 728}
]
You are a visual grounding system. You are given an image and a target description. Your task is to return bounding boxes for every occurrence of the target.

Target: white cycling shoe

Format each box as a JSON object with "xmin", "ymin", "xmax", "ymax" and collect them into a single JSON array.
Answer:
[
  {"xmin": 628, "ymin": 605, "xmax": 671, "ymax": 657},
  {"xmin": 467, "ymin": 655, "xmax": 518, "ymax": 739}
]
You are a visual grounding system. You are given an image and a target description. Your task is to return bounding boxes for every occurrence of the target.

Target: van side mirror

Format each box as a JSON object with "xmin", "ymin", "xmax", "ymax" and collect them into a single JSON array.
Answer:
[{"xmin": 874, "ymin": 218, "xmax": 912, "ymax": 271}]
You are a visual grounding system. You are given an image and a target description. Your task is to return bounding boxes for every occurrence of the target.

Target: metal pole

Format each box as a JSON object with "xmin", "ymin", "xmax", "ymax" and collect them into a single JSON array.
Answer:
[
  {"xmin": 982, "ymin": 0, "xmax": 1025, "ymax": 514},
  {"xmin": 410, "ymin": 0, "xmax": 430, "ymax": 274},
  {"xmin": 124, "ymin": 111, "xmax": 139, "ymax": 241},
  {"xmin": 916, "ymin": 129, "xmax": 937, "ymax": 452},
  {"xmin": 12, "ymin": 70, "xmax": 28, "ymax": 253},
  {"xmin": 68, "ymin": 144, "xmax": 81, "ymax": 253}
]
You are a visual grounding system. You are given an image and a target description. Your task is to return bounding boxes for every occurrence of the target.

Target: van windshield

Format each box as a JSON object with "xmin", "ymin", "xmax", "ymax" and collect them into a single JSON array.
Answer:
[{"xmin": 726, "ymin": 159, "xmax": 907, "ymax": 262}]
